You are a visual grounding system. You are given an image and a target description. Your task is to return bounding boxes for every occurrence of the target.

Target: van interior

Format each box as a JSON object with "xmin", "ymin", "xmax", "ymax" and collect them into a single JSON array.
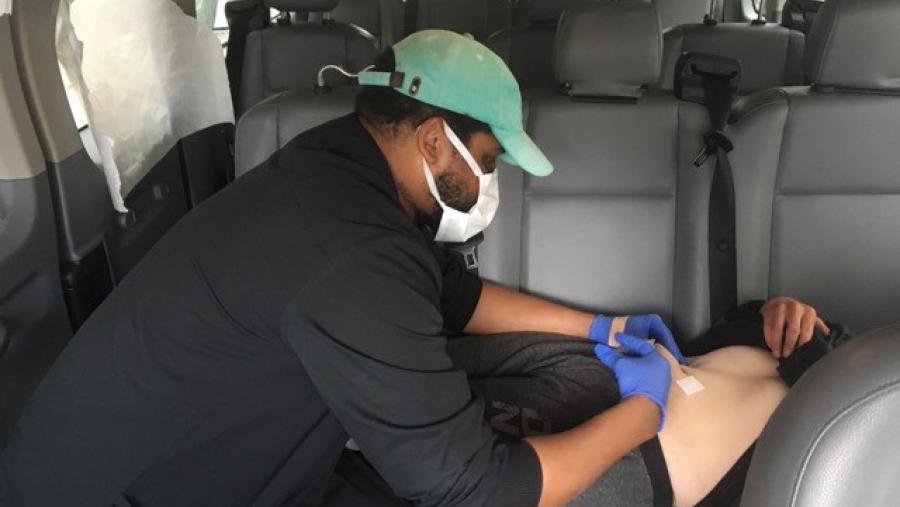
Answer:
[{"xmin": 2, "ymin": 0, "xmax": 899, "ymax": 505}]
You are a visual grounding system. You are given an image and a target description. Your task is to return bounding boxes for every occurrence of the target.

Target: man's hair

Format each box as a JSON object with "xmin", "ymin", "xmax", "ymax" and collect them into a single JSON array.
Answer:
[{"xmin": 355, "ymin": 49, "xmax": 491, "ymax": 145}]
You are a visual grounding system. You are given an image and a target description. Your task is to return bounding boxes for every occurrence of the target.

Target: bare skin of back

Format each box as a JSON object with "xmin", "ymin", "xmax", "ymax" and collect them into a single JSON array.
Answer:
[{"xmin": 655, "ymin": 344, "xmax": 788, "ymax": 507}]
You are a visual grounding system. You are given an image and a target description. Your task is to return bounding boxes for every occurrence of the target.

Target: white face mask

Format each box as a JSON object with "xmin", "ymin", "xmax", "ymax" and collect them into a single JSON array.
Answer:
[{"xmin": 422, "ymin": 121, "xmax": 500, "ymax": 243}]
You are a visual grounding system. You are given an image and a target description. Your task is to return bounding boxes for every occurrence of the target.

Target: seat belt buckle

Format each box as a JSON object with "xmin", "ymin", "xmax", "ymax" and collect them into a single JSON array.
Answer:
[
  {"xmin": 693, "ymin": 146, "xmax": 712, "ymax": 167},
  {"xmin": 694, "ymin": 131, "xmax": 735, "ymax": 167},
  {"xmin": 444, "ymin": 232, "xmax": 484, "ymax": 274},
  {"xmin": 460, "ymin": 245, "xmax": 479, "ymax": 272}
]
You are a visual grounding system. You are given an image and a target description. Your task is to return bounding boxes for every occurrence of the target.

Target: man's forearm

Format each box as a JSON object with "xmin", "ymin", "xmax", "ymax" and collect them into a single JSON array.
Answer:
[
  {"xmin": 464, "ymin": 280, "xmax": 595, "ymax": 338},
  {"xmin": 525, "ymin": 396, "xmax": 660, "ymax": 507}
]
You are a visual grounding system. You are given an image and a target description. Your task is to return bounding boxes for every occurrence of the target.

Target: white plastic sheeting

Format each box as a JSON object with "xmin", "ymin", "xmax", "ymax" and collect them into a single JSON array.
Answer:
[
  {"xmin": 56, "ymin": 0, "xmax": 233, "ymax": 212},
  {"xmin": 1, "ymin": 1, "xmax": 11, "ymax": 16}
]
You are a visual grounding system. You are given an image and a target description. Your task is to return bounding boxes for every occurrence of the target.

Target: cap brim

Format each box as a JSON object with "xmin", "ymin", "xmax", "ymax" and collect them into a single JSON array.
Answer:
[{"xmin": 492, "ymin": 127, "xmax": 554, "ymax": 177}]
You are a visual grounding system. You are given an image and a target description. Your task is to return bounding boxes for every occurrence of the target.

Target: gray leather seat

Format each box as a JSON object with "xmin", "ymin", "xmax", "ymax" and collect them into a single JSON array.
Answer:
[
  {"xmin": 410, "ymin": 0, "xmax": 512, "ymax": 41},
  {"xmin": 656, "ymin": 22, "xmax": 806, "ymax": 94},
  {"xmin": 235, "ymin": 86, "xmax": 359, "ymax": 177},
  {"xmin": 309, "ymin": 0, "xmax": 405, "ymax": 49},
  {"xmin": 486, "ymin": 0, "xmax": 585, "ymax": 90},
  {"xmin": 239, "ymin": 0, "xmax": 377, "ymax": 115},
  {"xmin": 727, "ymin": 0, "xmax": 900, "ymax": 335},
  {"xmin": 480, "ymin": 1, "xmax": 714, "ymax": 340},
  {"xmin": 742, "ymin": 325, "xmax": 900, "ymax": 507},
  {"xmin": 655, "ymin": 0, "xmax": 714, "ymax": 30}
]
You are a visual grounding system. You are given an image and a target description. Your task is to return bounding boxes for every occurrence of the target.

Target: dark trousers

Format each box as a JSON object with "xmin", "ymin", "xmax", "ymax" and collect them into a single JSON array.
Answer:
[{"xmin": 321, "ymin": 333, "xmax": 663, "ymax": 507}]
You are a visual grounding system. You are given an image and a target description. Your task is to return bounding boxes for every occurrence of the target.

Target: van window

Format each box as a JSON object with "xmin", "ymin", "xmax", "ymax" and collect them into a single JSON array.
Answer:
[{"xmin": 195, "ymin": 0, "xmax": 279, "ymax": 47}]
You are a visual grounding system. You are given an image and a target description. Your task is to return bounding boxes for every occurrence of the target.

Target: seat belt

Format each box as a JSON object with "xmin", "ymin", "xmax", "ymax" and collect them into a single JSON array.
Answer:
[
  {"xmin": 403, "ymin": 0, "xmax": 419, "ymax": 37},
  {"xmin": 444, "ymin": 232, "xmax": 484, "ymax": 275},
  {"xmin": 224, "ymin": 0, "xmax": 268, "ymax": 114},
  {"xmin": 675, "ymin": 53, "xmax": 742, "ymax": 324}
]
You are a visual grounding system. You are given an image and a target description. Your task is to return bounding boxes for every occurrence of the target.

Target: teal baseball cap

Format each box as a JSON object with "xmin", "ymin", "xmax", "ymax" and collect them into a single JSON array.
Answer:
[{"xmin": 358, "ymin": 30, "xmax": 554, "ymax": 177}]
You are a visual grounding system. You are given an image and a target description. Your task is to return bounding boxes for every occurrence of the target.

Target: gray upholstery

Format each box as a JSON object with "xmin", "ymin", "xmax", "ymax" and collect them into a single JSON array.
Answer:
[
  {"xmin": 728, "ymin": 86, "xmax": 900, "ymax": 334},
  {"xmin": 487, "ymin": 0, "xmax": 595, "ymax": 90},
  {"xmin": 805, "ymin": 0, "xmax": 900, "ymax": 91},
  {"xmin": 780, "ymin": 0, "xmax": 822, "ymax": 35},
  {"xmin": 481, "ymin": 90, "xmax": 713, "ymax": 340},
  {"xmin": 413, "ymin": 0, "xmax": 512, "ymax": 41},
  {"xmin": 239, "ymin": 21, "xmax": 376, "ymax": 114},
  {"xmin": 655, "ymin": 0, "xmax": 710, "ymax": 30},
  {"xmin": 235, "ymin": 87, "xmax": 358, "ymax": 177},
  {"xmin": 656, "ymin": 23, "xmax": 805, "ymax": 94},
  {"xmin": 521, "ymin": 0, "xmax": 590, "ymax": 23},
  {"xmin": 555, "ymin": 2, "xmax": 661, "ymax": 98},
  {"xmin": 481, "ymin": 2, "xmax": 714, "ymax": 340},
  {"xmin": 728, "ymin": 0, "xmax": 900, "ymax": 332},
  {"xmin": 309, "ymin": 0, "xmax": 405, "ymax": 48},
  {"xmin": 742, "ymin": 326, "xmax": 900, "ymax": 507},
  {"xmin": 265, "ymin": 0, "xmax": 339, "ymax": 12}
]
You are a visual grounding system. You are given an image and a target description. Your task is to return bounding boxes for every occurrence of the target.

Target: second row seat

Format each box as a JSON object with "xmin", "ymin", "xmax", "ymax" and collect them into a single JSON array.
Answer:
[
  {"xmin": 480, "ymin": 1, "xmax": 715, "ymax": 341},
  {"xmin": 235, "ymin": 0, "xmax": 900, "ymax": 339}
]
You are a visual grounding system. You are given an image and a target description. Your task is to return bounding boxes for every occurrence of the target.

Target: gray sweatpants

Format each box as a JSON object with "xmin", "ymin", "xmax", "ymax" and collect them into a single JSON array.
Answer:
[
  {"xmin": 323, "ymin": 333, "xmax": 665, "ymax": 507},
  {"xmin": 446, "ymin": 332, "xmax": 664, "ymax": 507}
]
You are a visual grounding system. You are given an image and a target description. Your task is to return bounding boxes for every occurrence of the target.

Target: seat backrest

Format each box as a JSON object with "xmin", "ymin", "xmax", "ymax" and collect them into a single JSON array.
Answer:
[
  {"xmin": 656, "ymin": 22, "xmax": 805, "ymax": 95},
  {"xmin": 742, "ymin": 325, "xmax": 900, "ymax": 507},
  {"xmin": 309, "ymin": 0, "xmax": 405, "ymax": 48},
  {"xmin": 728, "ymin": 0, "xmax": 900, "ymax": 334},
  {"xmin": 655, "ymin": 0, "xmax": 713, "ymax": 30},
  {"xmin": 239, "ymin": 0, "xmax": 376, "ymax": 115},
  {"xmin": 486, "ymin": 0, "xmax": 584, "ymax": 90},
  {"xmin": 480, "ymin": 1, "xmax": 714, "ymax": 340},
  {"xmin": 235, "ymin": 86, "xmax": 358, "ymax": 177},
  {"xmin": 410, "ymin": 0, "xmax": 512, "ymax": 41}
]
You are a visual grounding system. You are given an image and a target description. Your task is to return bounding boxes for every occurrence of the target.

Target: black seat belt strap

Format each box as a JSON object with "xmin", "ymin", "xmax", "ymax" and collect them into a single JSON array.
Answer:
[
  {"xmin": 675, "ymin": 53, "xmax": 742, "ymax": 324},
  {"xmin": 403, "ymin": 0, "xmax": 419, "ymax": 37},
  {"xmin": 225, "ymin": 0, "xmax": 268, "ymax": 115}
]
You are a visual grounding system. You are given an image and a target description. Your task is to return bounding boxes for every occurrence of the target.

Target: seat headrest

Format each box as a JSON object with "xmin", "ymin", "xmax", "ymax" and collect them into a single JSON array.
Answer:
[
  {"xmin": 805, "ymin": 0, "xmax": 900, "ymax": 92},
  {"xmin": 555, "ymin": 2, "xmax": 661, "ymax": 98},
  {"xmin": 266, "ymin": 0, "xmax": 339, "ymax": 12},
  {"xmin": 524, "ymin": 0, "xmax": 590, "ymax": 23}
]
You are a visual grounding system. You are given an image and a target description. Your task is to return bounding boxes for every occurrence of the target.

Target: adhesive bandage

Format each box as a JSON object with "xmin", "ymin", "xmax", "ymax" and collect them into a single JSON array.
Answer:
[{"xmin": 676, "ymin": 376, "xmax": 706, "ymax": 396}]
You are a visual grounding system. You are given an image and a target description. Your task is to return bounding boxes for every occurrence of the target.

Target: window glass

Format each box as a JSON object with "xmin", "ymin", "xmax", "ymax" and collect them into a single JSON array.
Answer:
[{"xmin": 195, "ymin": 0, "xmax": 278, "ymax": 47}]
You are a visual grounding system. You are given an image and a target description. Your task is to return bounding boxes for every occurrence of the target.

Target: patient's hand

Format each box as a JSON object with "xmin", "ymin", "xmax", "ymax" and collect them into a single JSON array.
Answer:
[{"xmin": 760, "ymin": 297, "xmax": 830, "ymax": 359}]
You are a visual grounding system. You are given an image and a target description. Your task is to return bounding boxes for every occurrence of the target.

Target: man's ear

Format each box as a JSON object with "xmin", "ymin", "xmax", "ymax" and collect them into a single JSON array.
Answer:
[{"xmin": 416, "ymin": 117, "xmax": 448, "ymax": 168}]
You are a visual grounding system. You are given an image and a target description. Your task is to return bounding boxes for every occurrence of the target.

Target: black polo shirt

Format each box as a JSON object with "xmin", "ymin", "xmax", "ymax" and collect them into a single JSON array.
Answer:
[{"xmin": 0, "ymin": 115, "xmax": 541, "ymax": 506}]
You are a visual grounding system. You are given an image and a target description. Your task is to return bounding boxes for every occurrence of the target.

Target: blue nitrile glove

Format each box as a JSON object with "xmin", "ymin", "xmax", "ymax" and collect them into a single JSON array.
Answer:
[
  {"xmin": 594, "ymin": 333, "xmax": 671, "ymax": 431},
  {"xmin": 624, "ymin": 314, "xmax": 688, "ymax": 366},
  {"xmin": 588, "ymin": 314, "xmax": 687, "ymax": 365},
  {"xmin": 587, "ymin": 314, "xmax": 615, "ymax": 343}
]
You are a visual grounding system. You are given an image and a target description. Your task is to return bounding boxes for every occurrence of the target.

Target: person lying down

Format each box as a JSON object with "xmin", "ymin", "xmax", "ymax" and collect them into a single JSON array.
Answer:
[{"xmin": 446, "ymin": 303, "xmax": 853, "ymax": 507}]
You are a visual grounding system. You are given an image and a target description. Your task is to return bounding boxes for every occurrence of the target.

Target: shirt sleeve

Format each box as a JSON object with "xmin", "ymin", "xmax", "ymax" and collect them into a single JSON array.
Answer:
[
  {"xmin": 281, "ymin": 236, "xmax": 540, "ymax": 507},
  {"xmin": 431, "ymin": 243, "xmax": 484, "ymax": 333}
]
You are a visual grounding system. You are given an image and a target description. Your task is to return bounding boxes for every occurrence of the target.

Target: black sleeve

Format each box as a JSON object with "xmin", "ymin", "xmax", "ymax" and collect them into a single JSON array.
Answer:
[
  {"xmin": 682, "ymin": 300, "xmax": 768, "ymax": 356},
  {"xmin": 282, "ymin": 236, "xmax": 539, "ymax": 507},
  {"xmin": 431, "ymin": 244, "xmax": 483, "ymax": 333}
]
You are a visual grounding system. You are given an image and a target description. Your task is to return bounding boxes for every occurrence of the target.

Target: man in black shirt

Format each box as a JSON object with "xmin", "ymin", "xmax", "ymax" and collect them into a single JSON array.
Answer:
[{"xmin": 2, "ymin": 30, "xmax": 824, "ymax": 507}]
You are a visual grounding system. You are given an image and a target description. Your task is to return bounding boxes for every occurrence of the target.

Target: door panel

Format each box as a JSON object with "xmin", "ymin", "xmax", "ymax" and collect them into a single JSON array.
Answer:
[{"xmin": 0, "ymin": 11, "xmax": 72, "ymax": 450}]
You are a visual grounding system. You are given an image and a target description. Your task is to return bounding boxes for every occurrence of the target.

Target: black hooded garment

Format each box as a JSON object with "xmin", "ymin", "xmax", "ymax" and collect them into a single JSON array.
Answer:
[{"xmin": 0, "ymin": 115, "xmax": 541, "ymax": 507}]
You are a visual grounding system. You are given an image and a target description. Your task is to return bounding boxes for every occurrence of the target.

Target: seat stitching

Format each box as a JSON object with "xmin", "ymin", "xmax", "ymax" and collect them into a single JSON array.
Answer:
[{"xmin": 767, "ymin": 89, "xmax": 791, "ymax": 300}]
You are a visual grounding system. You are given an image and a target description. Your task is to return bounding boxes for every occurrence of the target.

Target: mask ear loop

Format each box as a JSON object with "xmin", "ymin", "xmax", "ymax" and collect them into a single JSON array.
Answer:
[
  {"xmin": 442, "ymin": 122, "xmax": 486, "ymax": 178},
  {"xmin": 317, "ymin": 64, "xmax": 375, "ymax": 88}
]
